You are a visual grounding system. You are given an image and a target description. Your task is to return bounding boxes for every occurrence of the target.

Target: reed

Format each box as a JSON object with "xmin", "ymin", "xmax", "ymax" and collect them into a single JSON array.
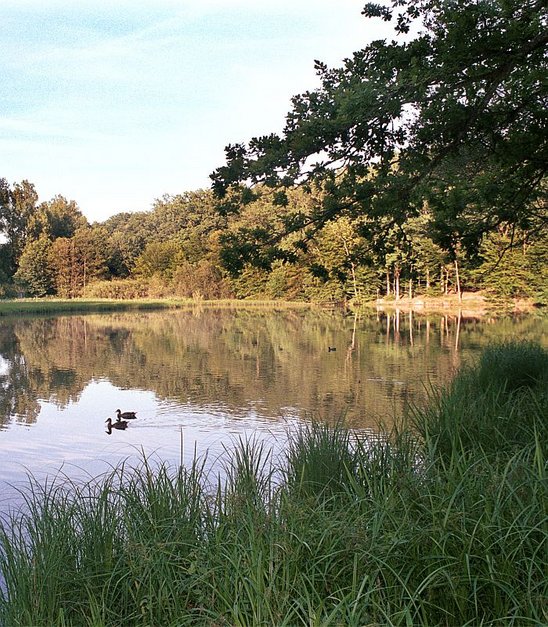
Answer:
[
  {"xmin": 0, "ymin": 342, "xmax": 546, "ymax": 626},
  {"xmin": 412, "ymin": 341, "xmax": 548, "ymax": 462}
]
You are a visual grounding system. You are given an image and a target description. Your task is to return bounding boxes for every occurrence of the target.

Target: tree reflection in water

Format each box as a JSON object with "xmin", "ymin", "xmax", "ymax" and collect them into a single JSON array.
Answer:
[{"xmin": 0, "ymin": 308, "xmax": 544, "ymax": 431}]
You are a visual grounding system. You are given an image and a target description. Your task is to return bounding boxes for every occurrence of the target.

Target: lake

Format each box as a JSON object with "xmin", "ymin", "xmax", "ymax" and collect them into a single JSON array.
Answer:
[{"xmin": 0, "ymin": 306, "xmax": 545, "ymax": 512}]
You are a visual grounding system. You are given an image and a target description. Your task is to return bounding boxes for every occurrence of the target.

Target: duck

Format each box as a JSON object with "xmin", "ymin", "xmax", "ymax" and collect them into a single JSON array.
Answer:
[
  {"xmin": 106, "ymin": 417, "xmax": 128, "ymax": 432},
  {"xmin": 116, "ymin": 409, "xmax": 137, "ymax": 420}
]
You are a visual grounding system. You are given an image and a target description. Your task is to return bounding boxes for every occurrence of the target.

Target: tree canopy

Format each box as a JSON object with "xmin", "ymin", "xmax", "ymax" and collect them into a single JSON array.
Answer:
[
  {"xmin": 1, "ymin": 1, "xmax": 547, "ymax": 304},
  {"xmin": 211, "ymin": 0, "xmax": 547, "ymax": 258}
]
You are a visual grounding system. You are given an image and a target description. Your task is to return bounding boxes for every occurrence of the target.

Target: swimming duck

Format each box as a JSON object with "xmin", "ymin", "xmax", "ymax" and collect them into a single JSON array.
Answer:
[
  {"xmin": 116, "ymin": 409, "xmax": 137, "ymax": 420},
  {"xmin": 106, "ymin": 417, "xmax": 128, "ymax": 432}
]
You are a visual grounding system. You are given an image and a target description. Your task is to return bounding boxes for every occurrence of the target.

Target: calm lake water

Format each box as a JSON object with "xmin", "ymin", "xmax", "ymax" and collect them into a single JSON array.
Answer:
[{"xmin": 0, "ymin": 306, "xmax": 546, "ymax": 512}]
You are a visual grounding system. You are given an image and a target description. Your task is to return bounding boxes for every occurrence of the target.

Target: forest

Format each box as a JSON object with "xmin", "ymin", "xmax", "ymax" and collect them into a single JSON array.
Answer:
[
  {"xmin": 0, "ymin": 178, "xmax": 545, "ymax": 306},
  {"xmin": 1, "ymin": 0, "xmax": 546, "ymax": 306}
]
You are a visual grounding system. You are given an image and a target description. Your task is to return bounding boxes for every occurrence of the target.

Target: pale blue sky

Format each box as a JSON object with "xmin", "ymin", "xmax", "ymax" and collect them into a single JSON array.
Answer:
[{"xmin": 1, "ymin": 1, "xmax": 391, "ymax": 222}]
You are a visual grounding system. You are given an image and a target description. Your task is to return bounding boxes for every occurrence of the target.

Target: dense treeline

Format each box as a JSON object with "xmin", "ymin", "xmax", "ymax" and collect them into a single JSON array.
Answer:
[
  {"xmin": 0, "ymin": 177, "xmax": 546, "ymax": 304},
  {"xmin": 1, "ymin": 1, "xmax": 546, "ymax": 305},
  {"xmin": 210, "ymin": 0, "xmax": 547, "ymax": 305}
]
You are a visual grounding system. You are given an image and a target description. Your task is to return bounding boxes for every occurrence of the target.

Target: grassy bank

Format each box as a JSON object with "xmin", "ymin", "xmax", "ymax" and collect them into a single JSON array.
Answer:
[
  {"xmin": 0, "ymin": 298, "xmax": 312, "ymax": 316},
  {"xmin": 0, "ymin": 342, "xmax": 546, "ymax": 626},
  {"xmin": 0, "ymin": 298, "xmax": 182, "ymax": 316}
]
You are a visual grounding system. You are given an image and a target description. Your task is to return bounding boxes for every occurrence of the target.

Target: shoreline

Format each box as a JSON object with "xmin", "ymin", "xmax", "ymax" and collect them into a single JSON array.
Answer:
[
  {"xmin": 0, "ymin": 297, "xmax": 313, "ymax": 316},
  {"xmin": 364, "ymin": 292, "xmax": 541, "ymax": 316},
  {"xmin": 0, "ymin": 293, "xmax": 542, "ymax": 317}
]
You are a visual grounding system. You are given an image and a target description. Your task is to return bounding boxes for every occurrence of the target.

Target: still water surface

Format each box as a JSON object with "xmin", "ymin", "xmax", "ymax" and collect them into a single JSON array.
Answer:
[{"xmin": 0, "ymin": 306, "xmax": 545, "ymax": 511}]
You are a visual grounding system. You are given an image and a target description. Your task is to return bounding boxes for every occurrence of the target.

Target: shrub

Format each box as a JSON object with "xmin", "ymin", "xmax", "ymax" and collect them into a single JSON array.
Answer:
[{"xmin": 82, "ymin": 278, "xmax": 151, "ymax": 299}]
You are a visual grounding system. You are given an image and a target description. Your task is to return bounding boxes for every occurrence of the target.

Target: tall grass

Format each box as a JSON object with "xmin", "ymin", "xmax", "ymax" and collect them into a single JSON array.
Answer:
[
  {"xmin": 1, "ymin": 342, "xmax": 546, "ymax": 626},
  {"xmin": 412, "ymin": 341, "xmax": 548, "ymax": 462}
]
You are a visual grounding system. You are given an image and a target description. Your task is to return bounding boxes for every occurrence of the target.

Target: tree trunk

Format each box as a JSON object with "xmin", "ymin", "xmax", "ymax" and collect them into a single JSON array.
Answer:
[
  {"xmin": 408, "ymin": 310, "xmax": 413, "ymax": 345},
  {"xmin": 341, "ymin": 238, "xmax": 359, "ymax": 301},
  {"xmin": 454, "ymin": 259, "xmax": 462, "ymax": 302},
  {"xmin": 440, "ymin": 266, "xmax": 445, "ymax": 293}
]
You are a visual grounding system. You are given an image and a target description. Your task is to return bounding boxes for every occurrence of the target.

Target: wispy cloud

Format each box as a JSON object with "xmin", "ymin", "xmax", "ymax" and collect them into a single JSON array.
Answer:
[
  {"xmin": 0, "ymin": 1, "xmax": 388, "ymax": 220},
  {"xmin": 0, "ymin": 116, "xmax": 112, "ymax": 143}
]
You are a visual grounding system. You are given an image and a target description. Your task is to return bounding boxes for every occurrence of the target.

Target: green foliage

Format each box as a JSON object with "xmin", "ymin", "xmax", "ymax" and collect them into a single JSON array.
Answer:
[
  {"xmin": 412, "ymin": 341, "xmax": 548, "ymax": 461},
  {"xmin": 36, "ymin": 195, "xmax": 88, "ymax": 240},
  {"xmin": 212, "ymin": 0, "xmax": 547, "ymax": 266},
  {"xmin": 103, "ymin": 211, "xmax": 155, "ymax": 276},
  {"xmin": 49, "ymin": 227, "xmax": 109, "ymax": 298},
  {"xmin": 264, "ymin": 260, "xmax": 306, "ymax": 300},
  {"xmin": 0, "ymin": 178, "xmax": 38, "ymax": 275},
  {"xmin": 133, "ymin": 239, "xmax": 182, "ymax": 279},
  {"xmin": 302, "ymin": 270, "xmax": 347, "ymax": 303},
  {"xmin": 474, "ymin": 227, "xmax": 548, "ymax": 303},
  {"xmin": 309, "ymin": 217, "xmax": 368, "ymax": 299},
  {"xmin": 229, "ymin": 264, "xmax": 270, "ymax": 299},
  {"xmin": 151, "ymin": 189, "xmax": 226, "ymax": 241},
  {"xmin": 13, "ymin": 236, "xmax": 55, "ymax": 297},
  {"xmin": 171, "ymin": 259, "xmax": 231, "ymax": 299}
]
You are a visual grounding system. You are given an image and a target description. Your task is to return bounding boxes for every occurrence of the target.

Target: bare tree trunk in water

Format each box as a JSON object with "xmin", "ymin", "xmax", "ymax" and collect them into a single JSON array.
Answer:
[
  {"xmin": 455, "ymin": 310, "xmax": 462, "ymax": 351},
  {"xmin": 408, "ymin": 310, "xmax": 413, "ymax": 346},
  {"xmin": 346, "ymin": 313, "xmax": 358, "ymax": 366}
]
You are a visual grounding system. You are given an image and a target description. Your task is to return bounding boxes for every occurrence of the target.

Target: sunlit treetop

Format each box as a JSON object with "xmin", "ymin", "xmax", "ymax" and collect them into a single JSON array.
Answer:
[{"xmin": 211, "ymin": 0, "xmax": 547, "ymax": 258}]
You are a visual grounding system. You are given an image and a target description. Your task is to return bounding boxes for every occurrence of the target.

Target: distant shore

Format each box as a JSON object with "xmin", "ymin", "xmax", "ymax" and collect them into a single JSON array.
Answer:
[
  {"xmin": 369, "ymin": 291, "xmax": 539, "ymax": 315},
  {"xmin": 0, "ymin": 293, "xmax": 542, "ymax": 317},
  {"xmin": 0, "ymin": 298, "xmax": 312, "ymax": 316}
]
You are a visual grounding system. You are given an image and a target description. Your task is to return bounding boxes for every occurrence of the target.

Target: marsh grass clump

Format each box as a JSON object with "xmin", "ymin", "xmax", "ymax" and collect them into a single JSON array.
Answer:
[
  {"xmin": 0, "ymin": 459, "xmax": 210, "ymax": 627},
  {"xmin": 412, "ymin": 341, "xmax": 548, "ymax": 461},
  {"xmin": 283, "ymin": 420, "xmax": 358, "ymax": 501},
  {"xmin": 475, "ymin": 340, "xmax": 548, "ymax": 393},
  {"xmin": 0, "ymin": 342, "xmax": 546, "ymax": 626}
]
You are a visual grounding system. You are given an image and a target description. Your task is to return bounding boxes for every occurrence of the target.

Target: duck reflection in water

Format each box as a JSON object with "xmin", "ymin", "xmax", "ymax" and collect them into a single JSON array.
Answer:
[
  {"xmin": 116, "ymin": 409, "xmax": 137, "ymax": 420},
  {"xmin": 105, "ymin": 417, "xmax": 128, "ymax": 434}
]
